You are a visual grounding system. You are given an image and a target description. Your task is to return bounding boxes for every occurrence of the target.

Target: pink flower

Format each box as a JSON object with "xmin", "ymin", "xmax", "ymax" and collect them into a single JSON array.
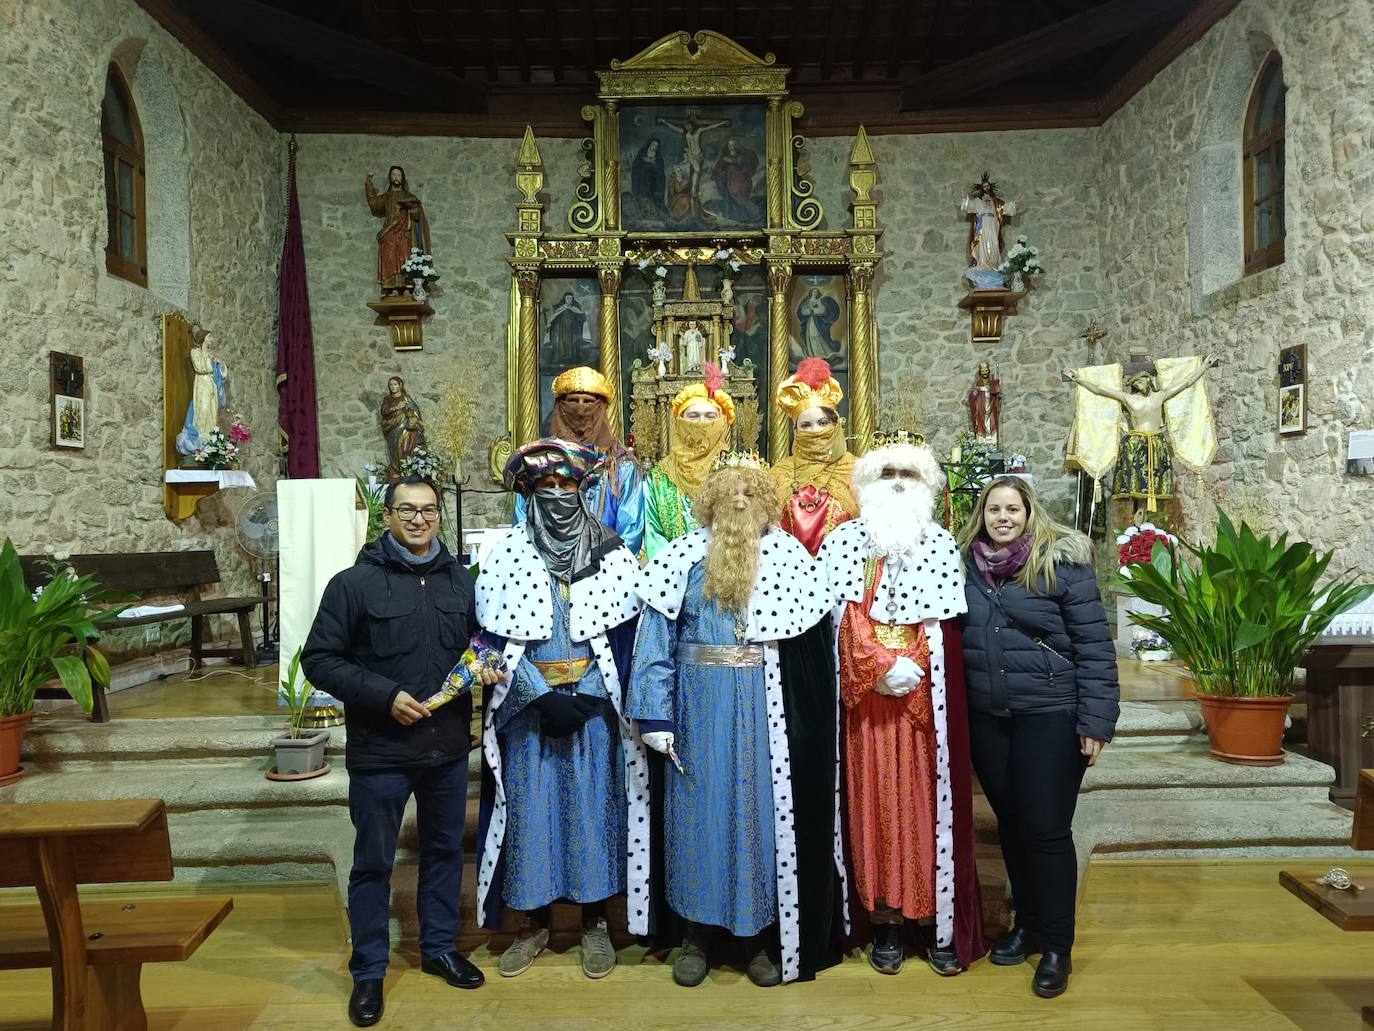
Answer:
[{"xmin": 229, "ymin": 423, "xmax": 252, "ymax": 445}]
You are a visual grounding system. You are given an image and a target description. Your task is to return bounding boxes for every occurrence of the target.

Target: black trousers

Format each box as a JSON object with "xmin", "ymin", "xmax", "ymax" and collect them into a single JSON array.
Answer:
[{"xmin": 968, "ymin": 708, "xmax": 1088, "ymax": 953}]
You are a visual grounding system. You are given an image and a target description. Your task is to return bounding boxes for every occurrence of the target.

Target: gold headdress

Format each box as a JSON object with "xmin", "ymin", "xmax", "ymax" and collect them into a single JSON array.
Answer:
[
  {"xmin": 775, "ymin": 358, "xmax": 843, "ymax": 422},
  {"xmin": 712, "ymin": 449, "xmax": 767, "ymax": 473},
  {"xmin": 868, "ymin": 428, "xmax": 927, "ymax": 449},
  {"xmin": 671, "ymin": 361, "xmax": 736, "ymax": 425},
  {"xmin": 552, "ymin": 366, "xmax": 613, "ymax": 401}
]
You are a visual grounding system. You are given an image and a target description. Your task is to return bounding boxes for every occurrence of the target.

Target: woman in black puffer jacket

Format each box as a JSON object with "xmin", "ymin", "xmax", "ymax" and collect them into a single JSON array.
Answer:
[{"xmin": 957, "ymin": 476, "xmax": 1118, "ymax": 1000}]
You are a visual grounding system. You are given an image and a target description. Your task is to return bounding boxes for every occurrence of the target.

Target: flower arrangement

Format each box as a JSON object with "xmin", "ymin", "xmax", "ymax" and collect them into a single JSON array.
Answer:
[
  {"xmin": 400, "ymin": 444, "xmax": 451, "ymax": 481},
  {"xmin": 1131, "ymin": 629, "xmax": 1171, "ymax": 661},
  {"xmin": 194, "ymin": 428, "xmax": 239, "ymax": 470},
  {"xmin": 1117, "ymin": 523, "xmax": 1178, "ymax": 577},
  {"xmin": 355, "ymin": 465, "xmax": 386, "ymax": 543},
  {"xmin": 432, "ymin": 377, "xmax": 477, "ymax": 478},
  {"xmin": 998, "ymin": 235, "xmax": 1044, "ymax": 284},
  {"xmin": 401, "ymin": 247, "xmax": 439, "ymax": 285},
  {"xmin": 228, "ymin": 415, "xmax": 252, "ymax": 447},
  {"xmin": 713, "ymin": 247, "xmax": 742, "ymax": 278},
  {"xmin": 634, "ymin": 257, "xmax": 670, "ymax": 284}
]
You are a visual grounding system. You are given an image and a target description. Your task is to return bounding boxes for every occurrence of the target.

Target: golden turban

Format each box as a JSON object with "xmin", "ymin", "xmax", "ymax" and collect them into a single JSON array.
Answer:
[
  {"xmin": 670, "ymin": 361, "xmax": 736, "ymax": 425},
  {"xmin": 775, "ymin": 357, "xmax": 843, "ymax": 422},
  {"xmin": 552, "ymin": 366, "xmax": 613, "ymax": 401}
]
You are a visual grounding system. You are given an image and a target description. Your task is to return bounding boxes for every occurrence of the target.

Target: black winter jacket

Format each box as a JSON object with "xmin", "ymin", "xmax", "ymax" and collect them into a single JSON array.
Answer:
[
  {"xmin": 959, "ymin": 534, "xmax": 1120, "ymax": 742},
  {"xmin": 302, "ymin": 534, "xmax": 478, "ymax": 770}
]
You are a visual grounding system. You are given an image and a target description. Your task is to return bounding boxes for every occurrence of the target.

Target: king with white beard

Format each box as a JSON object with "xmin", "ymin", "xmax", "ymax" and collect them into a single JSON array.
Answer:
[{"xmin": 818, "ymin": 434, "xmax": 988, "ymax": 977}]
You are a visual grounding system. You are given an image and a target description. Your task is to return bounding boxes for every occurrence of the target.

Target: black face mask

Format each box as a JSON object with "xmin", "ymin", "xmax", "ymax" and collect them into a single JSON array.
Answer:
[
  {"xmin": 526, "ymin": 486, "xmax": 611, "ymax": 585},
  {"xmin": 531, "ymin": 488, "xmax": 584, "ymax": 542}
]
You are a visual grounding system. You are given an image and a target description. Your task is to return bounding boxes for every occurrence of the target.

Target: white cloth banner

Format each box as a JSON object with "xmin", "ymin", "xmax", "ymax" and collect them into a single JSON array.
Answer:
[{"xmin": 278, "ymin": 479, "xmax": 366, "ymax": 703}]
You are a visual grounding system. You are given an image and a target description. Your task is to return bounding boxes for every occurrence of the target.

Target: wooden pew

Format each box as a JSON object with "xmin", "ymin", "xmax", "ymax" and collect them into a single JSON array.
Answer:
[
  {"xmin": 1280, "ymin": 768, "xmax": 1374, "ymax": 1025},
  {"xmin": 0, "ymin": 800, "xmax": 232, "ymax": 1030},
  {"xmin": 20, "ymin": 551, "xmax": 259, "ymax": 722}
]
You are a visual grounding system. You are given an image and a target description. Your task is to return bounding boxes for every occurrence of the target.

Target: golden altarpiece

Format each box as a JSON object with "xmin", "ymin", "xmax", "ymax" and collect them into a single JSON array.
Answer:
[{"xmin": 494, "ymin": 30, "xmax": 885, "ymax": 474}]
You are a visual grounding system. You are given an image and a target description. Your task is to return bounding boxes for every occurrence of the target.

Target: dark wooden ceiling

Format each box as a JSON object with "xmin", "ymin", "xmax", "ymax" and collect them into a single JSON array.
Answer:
[{"xmin": 138, "ymin": 0, "xmax": 1238, "ymax": 134}]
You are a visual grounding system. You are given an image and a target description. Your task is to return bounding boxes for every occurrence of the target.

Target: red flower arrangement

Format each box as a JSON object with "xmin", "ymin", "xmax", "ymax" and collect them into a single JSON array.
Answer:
[{"xmin": 1116, "ymin": 524, "xmax": 1177, "ymax": 575}]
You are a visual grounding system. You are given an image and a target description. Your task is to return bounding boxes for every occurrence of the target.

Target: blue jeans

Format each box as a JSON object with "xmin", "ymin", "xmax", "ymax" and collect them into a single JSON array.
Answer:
[{"xmin": 347, "ymin": 760, "xmax": 468, "ymax": 981}]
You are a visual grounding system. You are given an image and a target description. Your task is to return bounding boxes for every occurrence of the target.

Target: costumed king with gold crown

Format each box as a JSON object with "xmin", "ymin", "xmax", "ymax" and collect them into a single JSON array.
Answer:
[
  {"xmin": 770, "ymin": 358, "xmax": 858, "ymax": 555},
  {"xmin": 475, "ymin": 439, "xmax": 650, "ymax": 981},
  {"xmin": 818, "ymin": 434, "xmax": 988, "ymax": 977},
  {"xmin": 627, "ymin": 452, "xmax": 844, "ymax": 987},
  {"xmin": 642, "ymin": 361, "xmax": 734, "ymax": 559},
  {"xmin": 514, "ymin": 367, "xmax": 645, "ymax": 556}
]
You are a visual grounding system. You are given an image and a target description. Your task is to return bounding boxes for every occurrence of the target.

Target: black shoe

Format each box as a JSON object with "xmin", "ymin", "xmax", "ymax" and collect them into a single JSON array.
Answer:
[
  {"xmin": 868, "ymin": 924, "xmax": 903, "ymax": 975},
  {"xmin": 420, "ymin": 950, "xmax": 485, "ymax": 989},
  {"xmin": 348, "ymin": 979, "xmax": 383, "ymax": 1027},
  {"xmin": 926, "ymin": 946, "xmax": 963, "ymax": 977},
  {"xmin": 1032, "ymin": 950, "xmax": 1072, "ymax": 998},
  {"xmin": 990, "ymin": 924, "xmax": 1041, "ymax": 966}
]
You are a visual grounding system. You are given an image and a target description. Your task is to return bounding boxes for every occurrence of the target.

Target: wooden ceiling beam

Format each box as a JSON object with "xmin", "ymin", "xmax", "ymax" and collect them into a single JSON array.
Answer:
[
  {"xmin": 470, "ymin": 2, "xmax": 498, "ymax": 81},
  {"xmin": 901, "ymin": 0, "xmax": 1192, "ymax": 109},
  {"xmin": 178, "ymin": 0, "xmax": 486, "ymax": 111},
  {"xmin": 547, "ymin": 0, "xmax": 564, "ymax": 81},
  {"xmin": 820, "ymin": 0, "xmax": 845, "ymax": 81},
  {"xmin": 580, "ymin": 0, "xmax": 598, "ymax": 78},
  {"xmin": 851, "ymin": 0, "xmax": 880, "ymax": 80}
]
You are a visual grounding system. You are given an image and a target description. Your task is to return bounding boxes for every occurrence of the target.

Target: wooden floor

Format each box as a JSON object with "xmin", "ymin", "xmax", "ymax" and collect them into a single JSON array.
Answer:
[
  {"xmin": 39, "ymin": 656, "xmax": 1196, "ymax": 722},
  {"xmin": 0, "ymin": 861, "xmax": 1369, "ymax": 1029}
]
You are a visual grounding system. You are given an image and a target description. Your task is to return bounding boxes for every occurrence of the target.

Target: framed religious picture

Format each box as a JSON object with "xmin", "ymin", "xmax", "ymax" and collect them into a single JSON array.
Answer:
[
  {"xmin": 538, "ymin": 277, "xmax": 601, "ymax": 432},
  {"xmin": 619, "ymin": 102, "xmax": 768, "ymax": 233},
  {"xmin": 50, "ymin": 351, "xmax": 85, "ymax": 450},
  {"xmin": 1278, "ymin": 344, "xmax": 1306, "ymax": 435},
  {"xmin": 1278, "ymin": 383, "xmax": 1305, "ymax": 435},
  {"xmin": 787, "ymin": 273, "xmax": 849, "ymax": 415}
]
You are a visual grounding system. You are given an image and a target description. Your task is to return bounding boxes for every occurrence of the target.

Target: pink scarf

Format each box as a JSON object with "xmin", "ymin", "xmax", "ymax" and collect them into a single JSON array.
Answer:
[{"xmin": 971, "ymin": 534, "xmax": 1032, "ymax": 585}]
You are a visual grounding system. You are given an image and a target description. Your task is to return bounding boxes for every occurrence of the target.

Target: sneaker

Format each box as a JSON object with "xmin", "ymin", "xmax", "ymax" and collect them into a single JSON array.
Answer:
[
  {"xmin": 497, "ymin": 926, "xmax": 549, "ymax": 977},
  {"xmin": 744, "ymin": 937, "xmax": 782, "ymax": 988},
  {"xmin": 869, "ymin": 924, "xmax": 903, "ymax": 974},
  {"xmin": 672, "ymin": 923, "xmax": 711, "ymax": 987},
  {"xmin": 580, "ymin": 918, "xmax": 617, "ymax": 979}
]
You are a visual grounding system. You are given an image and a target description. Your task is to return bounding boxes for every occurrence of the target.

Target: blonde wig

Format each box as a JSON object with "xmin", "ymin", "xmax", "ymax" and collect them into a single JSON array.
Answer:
[{"xmin": 695, "ymin": 466, "xmax": 780, "ymax": 613}]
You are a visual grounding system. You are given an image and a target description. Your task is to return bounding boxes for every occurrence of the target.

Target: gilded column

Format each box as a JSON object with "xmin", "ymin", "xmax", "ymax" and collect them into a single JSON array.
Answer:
[
  {"xmin": 604, "ymin": 101, "xmax": 621, "ymax": 232},
  {"xmin": 848, "ymin": 262, "xmax": 877, "ymax": 449},
  {"xmin": 765, "ymin": 98, "xmax": 785, "ymax": 231},
  {"xmin": 516, "ymin": 270, "xmax": 541, "ymax": 446},
  {"xmin": 766, "ymin": 260, "xmax": 792, "ymax": 463},
  {"xmin": 598, "ymin": 264, "xmax": 623, "ymax": 437}
]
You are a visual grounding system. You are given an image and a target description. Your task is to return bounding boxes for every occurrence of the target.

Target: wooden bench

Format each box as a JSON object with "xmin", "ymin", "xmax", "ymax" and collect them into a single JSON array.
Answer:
[
  {"xmin": 1280, "ymin": 768, "xmax": 1374, "ymax": 1025},
  {"xmin": 0, "ymin": 799, "xmax": 233, "ymax": 1031},
  {"xmin": 21, "ymin": 551, "xmax": 259, "ymax": 722}
]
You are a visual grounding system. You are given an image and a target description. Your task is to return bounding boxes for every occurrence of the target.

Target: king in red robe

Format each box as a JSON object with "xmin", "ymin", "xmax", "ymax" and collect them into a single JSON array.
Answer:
[{"xmin": 819, "ymin": 433, "xmax": 988, "ymax": 976}]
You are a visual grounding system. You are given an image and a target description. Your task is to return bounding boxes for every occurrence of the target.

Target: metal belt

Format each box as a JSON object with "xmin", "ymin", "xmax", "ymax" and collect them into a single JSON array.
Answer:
[
  {"xmin": 530, "ymin": 657, "xmax": 591, "ymax": 685},
  {"xmin": 675, "ymin": 642, "xmax": 765, "ymax": 668}
]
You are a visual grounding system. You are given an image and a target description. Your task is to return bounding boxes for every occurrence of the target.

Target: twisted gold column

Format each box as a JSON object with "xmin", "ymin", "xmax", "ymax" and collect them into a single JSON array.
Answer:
[
  {"xmin": 598, "ymin": 266, "xmax": 623, "ymax": 437},
  {"xmin": 848, "ymin": 262, "xmax": 877, "ymax": 450},
  {"xmin": 766, "ymin": 261, "xmax": 792, "ymax": 463},
  {"xmin": 516, "ymin": 270, "xmax": 540, "ymax": 446}
]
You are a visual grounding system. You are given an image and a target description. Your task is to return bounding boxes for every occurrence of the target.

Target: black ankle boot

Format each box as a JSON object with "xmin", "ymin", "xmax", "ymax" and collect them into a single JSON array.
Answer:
[
  {"xmin": 868, "ymin": 924, "xmax": 903, "ymax": 974},
  {"xmin": 990, "ymin": 924, "xmax": 1041, "ymax": 966},
  {"xmin": 1032, "ymin": 950, "xmax": 1071, "ymax": 998}
]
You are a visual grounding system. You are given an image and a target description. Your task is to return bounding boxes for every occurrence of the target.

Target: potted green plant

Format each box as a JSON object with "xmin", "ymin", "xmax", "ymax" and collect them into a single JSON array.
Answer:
[
  {"xmin": 0, "ymin": 539, "xmax": 127, "ymax": 784},
  {"xmin": 267, "ymin": 646, "xmax": 330, "ymax": 780},
  {"xmin": 1120, "ymin": 510, "xmax": 1373, "ymax": 766}
]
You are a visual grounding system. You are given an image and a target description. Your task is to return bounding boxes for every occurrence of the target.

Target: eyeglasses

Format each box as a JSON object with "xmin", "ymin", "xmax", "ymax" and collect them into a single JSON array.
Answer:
[{"xmin": 388, "ymin": 505, "xmax": 441, "ymax": 522}]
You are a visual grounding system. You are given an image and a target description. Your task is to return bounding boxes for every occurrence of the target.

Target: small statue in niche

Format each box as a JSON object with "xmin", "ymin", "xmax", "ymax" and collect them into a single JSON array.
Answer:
[
  {"xmin": 365, "ymin": 165, "xmax": 432, "ymax": 296},
  {"xmin": 678, "ymin": 318, "xmax": 706, "ymax": 373},
  {"xmin": 719, "ymin": 277, "xmax": 734, "ymax": 306},
  {"xmin": 175, "ymin": 327, "xmax": 229, "ymax": 457},
  {"xmin": 967, "ymin": 359, "xmax": 1001, "ymax": 445},
  {"xmin": 379, "ymin": 375, "xmax": 426, "ymax": 476},
  {"xmin": 960, "ymin": 173, "xmax": 1021, "ymax": 291}
]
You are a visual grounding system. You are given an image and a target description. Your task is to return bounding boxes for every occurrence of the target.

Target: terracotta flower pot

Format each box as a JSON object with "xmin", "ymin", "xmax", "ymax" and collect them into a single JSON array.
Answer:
[
  {"xmin": 0, "ymin": 711, "xmax": 34, "ymax": 787},
  {"xmin": 1196, "ymin": 693, "xmax": 1292, "ymax": 766}
]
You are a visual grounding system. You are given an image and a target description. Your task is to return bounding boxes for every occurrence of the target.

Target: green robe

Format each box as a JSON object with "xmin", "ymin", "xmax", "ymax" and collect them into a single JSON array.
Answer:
[{"xmin": 643, "ymin": 467, "xmax": 697, "ymax": 559}]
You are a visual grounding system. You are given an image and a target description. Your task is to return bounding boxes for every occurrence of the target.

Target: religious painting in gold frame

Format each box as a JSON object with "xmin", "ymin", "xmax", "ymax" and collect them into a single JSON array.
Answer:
[{"xmin": 498, "ymin": 30, "xmax": 886, "ymax": 474}]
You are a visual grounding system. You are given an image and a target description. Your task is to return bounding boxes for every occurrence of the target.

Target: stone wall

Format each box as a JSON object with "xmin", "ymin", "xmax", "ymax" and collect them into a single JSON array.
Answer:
[
  {"xmin": 1097, "ymin": 0, "xmax": 1374, "ymax": 575},
  {"xmin": 297, "ymin": 127, "xmax": 1102, "ymax": 525},
  {"xmin": 0, "ymin": 0, "xmax": 283, "ymax": 651}
]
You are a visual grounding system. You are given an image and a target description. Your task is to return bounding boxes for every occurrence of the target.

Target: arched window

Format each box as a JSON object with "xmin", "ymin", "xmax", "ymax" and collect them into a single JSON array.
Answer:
[
  {"xmin": 101, "ymin": 64, "xmax": 147, "ymax": 287},
  {"xmin": 1243, "ymin": 52, "xmax": 1285, "ymax": 275}
]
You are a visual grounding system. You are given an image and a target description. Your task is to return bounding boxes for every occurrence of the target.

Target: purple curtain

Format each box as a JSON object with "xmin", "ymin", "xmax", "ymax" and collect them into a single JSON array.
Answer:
[{"xmin": 276, "ymin": 137, "xmax": 320, "ymax": 478}]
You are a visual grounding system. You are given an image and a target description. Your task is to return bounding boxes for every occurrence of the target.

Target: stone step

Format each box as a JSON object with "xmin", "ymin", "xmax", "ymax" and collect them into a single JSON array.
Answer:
[
  {"xmin": 1081, "ymin": 742, "xmax": 1336, "ymax": 801},
  {"xmin": 21, "ymin": 716, "xmax": 348, "ymax": 762}
]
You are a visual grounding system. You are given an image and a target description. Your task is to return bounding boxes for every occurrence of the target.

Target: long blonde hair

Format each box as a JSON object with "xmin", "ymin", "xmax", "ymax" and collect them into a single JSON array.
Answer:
[
  {"xmin": 956, "ymin": 476, "xmax": 1081, "ymax": 594},
  {"xmin": 695, "ymin": 466, "xmax": 780, "ymax": 613}
]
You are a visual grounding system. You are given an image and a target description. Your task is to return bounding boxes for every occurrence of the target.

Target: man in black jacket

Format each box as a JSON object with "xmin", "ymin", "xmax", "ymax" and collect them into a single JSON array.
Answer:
[{"xmin": 303, "ymin": 476, "xmax": 500, "ymax": 1027}]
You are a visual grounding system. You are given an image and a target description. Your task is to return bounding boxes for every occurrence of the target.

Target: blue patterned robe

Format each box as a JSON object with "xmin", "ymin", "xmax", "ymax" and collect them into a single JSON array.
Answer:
[
  {"xmin": 493, "ymin": 582, "xmax": 626, "ymax": 910},
  {"xmin": 626, "ymin": 563, "xmax": 777, "ymax": 936}
]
